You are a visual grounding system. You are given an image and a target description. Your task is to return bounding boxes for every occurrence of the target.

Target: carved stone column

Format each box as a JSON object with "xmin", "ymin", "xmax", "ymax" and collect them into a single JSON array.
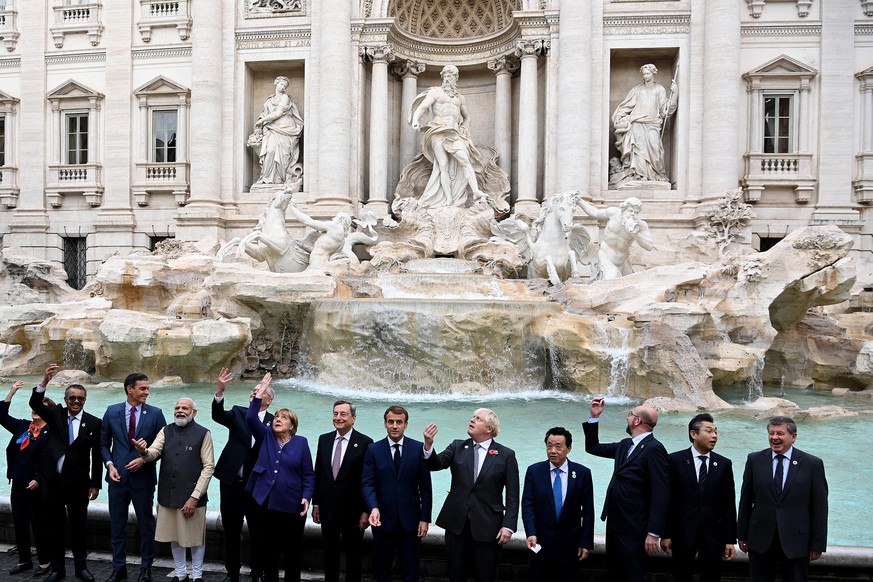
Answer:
[
  {"xmin": 515, "ymin": 39, "xmax": 547, "ymax": 216},
  {"xmin": 488, "ymin": 56, "xmax": 517, "ymax": 181},
  {"xmin": 361, "ymin": 44, "xmax": 395, "ymax": 216},
  {"xmin": 395, "ymin": 60, "xmax": 425, "ymax": 169},
  {"xmin": 314, "ymin": 0, "xmax": 353, "ymax": 209},
  {"xmin": 702, "ymin": 0, "xmax": 741, "ymax": 197}
]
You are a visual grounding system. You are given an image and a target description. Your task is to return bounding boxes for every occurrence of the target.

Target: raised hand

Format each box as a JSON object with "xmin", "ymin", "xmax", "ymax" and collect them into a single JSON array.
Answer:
[{"xmin": 216, "ymin": 367, "xmax": 233, "ymax": 395}]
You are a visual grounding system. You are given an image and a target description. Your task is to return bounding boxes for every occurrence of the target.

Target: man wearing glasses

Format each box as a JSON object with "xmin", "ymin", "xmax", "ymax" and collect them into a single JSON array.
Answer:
[
  {"xmin": 30, "ymin": 364, "xmax": 103, "ymax": 582},
  {"xmin": 583, "ymin": 398, "xmax": 670, "ymax": 581}
]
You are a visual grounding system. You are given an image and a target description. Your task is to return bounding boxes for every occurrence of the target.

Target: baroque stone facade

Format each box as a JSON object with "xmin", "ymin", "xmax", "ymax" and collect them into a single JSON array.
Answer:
[{"xmin": 0, "ymin": 0, "xmax": 871, "ymax": 289}]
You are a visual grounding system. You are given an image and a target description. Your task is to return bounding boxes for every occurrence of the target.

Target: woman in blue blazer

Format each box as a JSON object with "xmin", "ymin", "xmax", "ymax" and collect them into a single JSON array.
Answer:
[
  {"xmin": 0, "ymin": 381, "xmax": 54, "ymax": 576},
  {"xmin": 246, "ymin": 373, "xmax": 314, "ymax": 582}
]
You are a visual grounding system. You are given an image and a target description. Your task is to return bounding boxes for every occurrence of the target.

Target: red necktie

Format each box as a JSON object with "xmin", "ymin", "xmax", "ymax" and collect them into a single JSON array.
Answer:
[{"xmin": 128, "ymin": 407, "xmax": 137, "ymax": 442}]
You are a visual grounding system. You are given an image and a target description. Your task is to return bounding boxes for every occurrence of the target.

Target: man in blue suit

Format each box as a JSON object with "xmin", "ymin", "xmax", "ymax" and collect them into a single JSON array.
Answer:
[
  {"xmin": 100, "ymin": 373, "xmax": 166, "ymax": 582},
  {"xmin": 521, "ymin": 427, "xmax": 594, "ymax": 582},
  {"xmin": 362, "ymin": 405, "xmax": 432, "ymax": 582},
  {"xmin": 583, "ymin": 398, "xmax": 670, "ymax": 582}
]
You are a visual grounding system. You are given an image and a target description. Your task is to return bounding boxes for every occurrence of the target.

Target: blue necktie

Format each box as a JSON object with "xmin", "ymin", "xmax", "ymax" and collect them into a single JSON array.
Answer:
[
  {"xmin": 553, "ymin": 467, "xmax": 563, "ymax": 518},
  {"xmin": 68, "ymin": 415, "xmax": 75, "ymax": 444}
]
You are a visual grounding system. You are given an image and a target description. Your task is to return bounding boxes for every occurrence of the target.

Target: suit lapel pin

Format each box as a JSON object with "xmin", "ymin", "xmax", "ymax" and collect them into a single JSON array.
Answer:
[
  {"xmin": 464, "ymin": 445, "xmax": 469, "ymax": 449},
  {"xmin": 571, "ymin": 471, "xmax": 576, "ymax": 479},
  {"xmin": 792, "ymin": 460, "xmax": 798, "ymax": 465},
  {"xmin": 640, "ymin": 444, "xmax": 645, "ymax": 449},
  {"xmin": 712, "ymin": 461, "xmax": 718, "ymax": 467},
  {"xmin": 353, "ymin": 443, "xmax": 358, "ymax": 448},
  {"xmin": 488, "ymin": 449, "xmax": 498, "ymax": 455}
]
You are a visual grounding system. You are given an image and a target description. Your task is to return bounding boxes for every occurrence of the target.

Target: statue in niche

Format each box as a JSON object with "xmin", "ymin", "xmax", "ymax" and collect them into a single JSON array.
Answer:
[
  {"xmin": 576, "ymin": 196, "xmax": 655, "ymax": 280},
  {"xmin": 610, "ymin": 64, "xmax": 678, "ymax": 188},
  {"xmin": 399, "ymin": 65, "xmax": 509, "ymax": 214},
  {"xmin": 372, "ymin": 64, "xmax": 515, "ymax": 269},
  {"xmin": 247, "ymin": 75, "xmax": 304, "ymax": 185}
]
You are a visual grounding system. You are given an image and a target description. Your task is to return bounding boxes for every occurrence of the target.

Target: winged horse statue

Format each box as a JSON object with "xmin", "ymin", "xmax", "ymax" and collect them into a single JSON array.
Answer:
[{"xmin": 490, "ymin": 190, "xmax": 595, "ymax": 286}]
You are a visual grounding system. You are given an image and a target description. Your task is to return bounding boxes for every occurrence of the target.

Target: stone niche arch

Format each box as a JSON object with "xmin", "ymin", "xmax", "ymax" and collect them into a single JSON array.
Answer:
[{"xmin": 380, "ymin": 0, "xmax": 524, "ymax": 65}]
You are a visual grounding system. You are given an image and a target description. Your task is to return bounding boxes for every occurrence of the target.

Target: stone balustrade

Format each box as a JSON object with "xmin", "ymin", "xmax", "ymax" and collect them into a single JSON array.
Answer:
[
  {"xmin": 742, "ymin": 152, "xmax": 815, "ymax": 204},
  {"xmin": 0, "ymin": 6, "xmax": 18, "ymax": 51},
  {"xmin": 133, "ymin": 160, "xmax": 190, "ymax": 206},
  {"xmin": 50, "ymin": 1, "xmax": 103, "ymax": 48},
  {"xmin": 46, "ymin": 162, "xmax": 104, "ymax": 207},
  {"xmin": 137, "ymin": 0, "xmax": 191, "ymax": 42}
]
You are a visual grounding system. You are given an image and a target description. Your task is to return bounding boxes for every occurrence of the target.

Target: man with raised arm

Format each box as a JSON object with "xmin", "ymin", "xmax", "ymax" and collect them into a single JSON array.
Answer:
[
  {"xmin": 422, "ymin": 408, "xmax": 519, "ymax": 582},
  {"xmin": 582, "ymin": 397, "xmax": 670, "ymax": 581},
  {"xmin": 212, "ymin": 368, "xmax": 274, "ymax": 582}
]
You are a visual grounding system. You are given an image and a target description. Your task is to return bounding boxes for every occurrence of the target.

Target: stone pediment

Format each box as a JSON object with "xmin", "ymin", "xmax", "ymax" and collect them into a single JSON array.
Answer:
[
  {"xmin": 46, "ymin": 79, "xmax": 104, "ymax": 101},
  {"xmin": 134, "ymin": 75, "xmax": 190, "ymax": 97},
  {"xmin": 743, "ymin": 55, "xmax": 818, "ymax": 81},
  {"xmin": 0, "ymin": 89, "xmax": 19, "ymax": 104},
  {"xmin": 857, "ymin": 65, "xmax": 873, "ymax": 80}
]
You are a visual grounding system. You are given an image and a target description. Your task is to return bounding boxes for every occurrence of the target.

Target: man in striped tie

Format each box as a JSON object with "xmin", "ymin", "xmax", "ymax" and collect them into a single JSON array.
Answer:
[{"xmin": 661, "ymin": 413, "xmax": 737, "ymax": 582}]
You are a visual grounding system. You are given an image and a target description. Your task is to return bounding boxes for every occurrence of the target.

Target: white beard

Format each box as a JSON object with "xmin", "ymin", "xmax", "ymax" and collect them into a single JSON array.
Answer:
[
  {"xmin": 174, "ymin": 415, "xmax": 193, "ymax": 427},
  {"xmin": 622, "ymin": 215, "xmax": 640, "ymax": 234}
]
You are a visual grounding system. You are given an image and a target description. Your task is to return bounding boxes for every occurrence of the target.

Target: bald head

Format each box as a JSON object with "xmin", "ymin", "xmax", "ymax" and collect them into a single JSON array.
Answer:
[{"xmin": 626, "ymin": 405, "xmax": 658, "ymax": 437}]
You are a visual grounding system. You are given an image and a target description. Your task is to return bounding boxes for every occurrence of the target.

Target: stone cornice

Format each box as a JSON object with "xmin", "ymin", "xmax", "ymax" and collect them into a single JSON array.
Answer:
[
  {"xmin": 603, "ymin": 14, "xmax": 690, "ymax": 35},
  {"xmin": 741, "ymin": 23, "xmax": 821, "ymax": 37},
  {"xmin": 235, "ymin": 27, "xmax": 312, "ymax": 50},
  {"xmin": 856, "ymin": 24, "xmax": 873, "ymax": 35},
  {"xmin": 131, "ymin": 45, "xmax": 192, "ymax": 60},
  {"xmin": 45, "ymin": 50, "xmax": 106, "ymax": 65},
  {"xmin": 0, "ymin": 57, "xmax": 20, "ymax": 69}
]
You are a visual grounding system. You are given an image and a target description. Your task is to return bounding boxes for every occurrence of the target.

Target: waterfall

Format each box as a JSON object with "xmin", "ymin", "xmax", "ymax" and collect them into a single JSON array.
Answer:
[
  {"xmin": 746, "ymin": 353, "xmax": 764, "ymax": 401},
  {"xmin": 605, "ymin": 326, "xmax": 632, "ymax": 398}
]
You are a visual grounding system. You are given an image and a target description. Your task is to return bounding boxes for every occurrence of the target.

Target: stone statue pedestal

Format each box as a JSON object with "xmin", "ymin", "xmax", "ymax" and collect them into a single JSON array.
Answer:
[{"xmin": 618, "ymin": 180, "xmax": 671, "ymax": 190}]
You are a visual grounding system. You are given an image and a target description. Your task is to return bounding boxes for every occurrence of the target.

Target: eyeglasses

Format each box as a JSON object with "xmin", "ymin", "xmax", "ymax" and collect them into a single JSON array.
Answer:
[
  {"xmin": 67, "ymin": 396, "xmax": 86, "ymax": 403},
  {"xmin": 627, "ymin": 411, "xmax": 640, "ymax": 420}
]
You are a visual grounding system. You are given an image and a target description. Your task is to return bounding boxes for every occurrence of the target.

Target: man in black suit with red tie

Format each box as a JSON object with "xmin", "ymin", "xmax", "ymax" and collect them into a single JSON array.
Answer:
[
  {"xmin": 212, "ymin": 368, "xmax": 274, "ymax": 582},
  {"xmin": 661, "ymin": 413, "xmax": 737, "ymax": 582},
  {"xmin": 422, "ymin": 407, "xmax": 519, "ymax": 582},
  {"xmin": 30, "ymin": 365, "xmax": 102, "ymax": 582},
  {"xmin": 582, "ymin": 397, "xmax": 670, "ymax": 582},
  {"xmin": 312, "ymin": 400, "xmax": 373, "ymax": 582},
  {"xmin": 738, "ymin": 416, "xmax": 828, "ymax": 582}
]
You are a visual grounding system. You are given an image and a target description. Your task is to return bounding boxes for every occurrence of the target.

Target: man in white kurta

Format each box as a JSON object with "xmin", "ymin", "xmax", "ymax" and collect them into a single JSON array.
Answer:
[{"xmin": 136, "ymin": 398, "xmax": 214, "ymax": 582}]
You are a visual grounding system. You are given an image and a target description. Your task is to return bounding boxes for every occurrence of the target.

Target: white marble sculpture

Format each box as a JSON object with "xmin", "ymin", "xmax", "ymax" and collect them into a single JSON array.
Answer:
[
  {"xmin": 373, "ymin": 66, "xmax": 514, "ymax": 268},
  {"xmin": 247, "ymin": 76, "xmax": 304, "ymax": 185},
  {"xmin": 286, "ymin": 201, "xmax": 378, "ymax": 272},
  {"xmin": 610, "ymin": 64, "xmax": 678, "ymax": 188},
  {"xmin": 217, "ymin": 188, "xmax": 314, "ymax": 273},
  {"xmin": 398, "ymin": 65, "xmax": 510, "ymax": 215},
  {"xmin": 576, "ymin": 196, "xmax": 655, "ymax": 280},
  {"xmin": 491, "ymin": 191, "xmax": 593, "ymax": 286}
]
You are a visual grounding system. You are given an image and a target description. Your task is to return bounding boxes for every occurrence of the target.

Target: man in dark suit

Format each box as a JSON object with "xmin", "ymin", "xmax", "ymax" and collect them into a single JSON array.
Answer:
[
  {"xmin": 583, "ymin": 398, "xmax": 669, "ymax": 582},
  {"xmin": 661, "ymin": 413, "xmax": 737, "ymax": 582},
  {"xmin": 312, "ymin": 400, "xmax": 373, "ymax": 582},
  {"xmin": 100, "ymin": 372, "xmax": 166, "ymax": 582},
  {"xmin": 362, "ymin": 405, "xmax": 432, "ymax": 582},
  {"xmin": 30, "ymin": 365, "xmax": 102, "ymax": 582},
  {"xmin": 212, "ymin": 368, "xmax": 274, "ymax": 582},
  {"xmin": 422, "ymin": 407, "xmax": 519, "ymax": 582},
  {"xmin": 738, "ymin": 416, "xmax": 828, "ymax": 582},
  {"xmin": 521, "ymin": 427, "xmax": 594, "ymax": 582}
]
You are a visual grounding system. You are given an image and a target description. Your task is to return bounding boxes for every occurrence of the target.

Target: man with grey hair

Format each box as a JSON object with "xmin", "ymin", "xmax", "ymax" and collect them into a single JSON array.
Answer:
[
  {"xmin": 212, "ymin": 368, "xmax": 274, "ymax": 582},
  {"xmin": 738, "ymin": 416, "xmax": 828, "ymax": 582},
  {"xmin": 611, "ymin": 62, "xmax": 678, "ymax": 185},
  {"xmin": 576, "ymin": 196, "xmax": 655, "ymax": 279},
  {"xmin": 134, "ymin": 398, "xmax": 215, "ymax": 582},
  {"xmin": 313, "ymin": 400, "xmax": 373, "ymax": 582},
  {"xmin": 423, "ymin": 408, "xmax": 520, "ymax": 582}
]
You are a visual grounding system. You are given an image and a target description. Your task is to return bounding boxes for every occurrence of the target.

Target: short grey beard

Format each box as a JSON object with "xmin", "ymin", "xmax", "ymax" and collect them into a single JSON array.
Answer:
[{"xmin": 174, "ymin": 415, "xmax": 193, "ymax": 427}]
